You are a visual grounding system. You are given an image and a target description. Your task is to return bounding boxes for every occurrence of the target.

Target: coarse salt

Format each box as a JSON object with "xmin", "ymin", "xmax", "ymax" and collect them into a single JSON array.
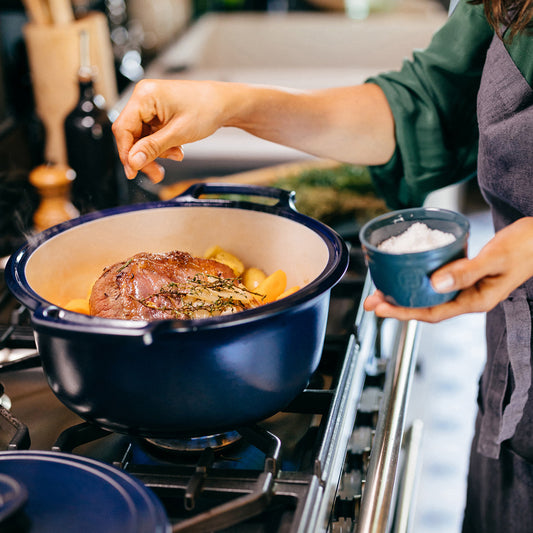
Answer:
[{"xmin": 377, "ymin": 222, "xmax": 456, "ymax": 253}]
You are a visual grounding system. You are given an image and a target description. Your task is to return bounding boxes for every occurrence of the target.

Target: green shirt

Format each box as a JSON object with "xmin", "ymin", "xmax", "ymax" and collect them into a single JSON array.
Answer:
[{"xmin": 366, "ymin": 0, "xmax": 532, "ymax": 208}]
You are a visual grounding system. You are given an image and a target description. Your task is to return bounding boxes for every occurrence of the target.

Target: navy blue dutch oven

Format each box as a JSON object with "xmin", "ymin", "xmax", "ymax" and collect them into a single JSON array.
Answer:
[{"xmin": 5, "ymin": 184, "xmax": 348, "ymax": 438}]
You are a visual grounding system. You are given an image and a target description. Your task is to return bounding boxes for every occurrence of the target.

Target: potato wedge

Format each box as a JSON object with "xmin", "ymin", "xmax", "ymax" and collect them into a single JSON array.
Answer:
[
  {"xmin": 64, "ymin": 298, "xmax": 90, "ymax": 315},
  {"xmin": 242, "ymin": 267, "xmax": 267, "ymax": 291},
  {"xmin": 254, "ymin": 270, "xmax": 287, "ymax": 303},
  {"xmin": 213, "ymin": 251, "xmax": 245, "ymax": 277},
  {"xmin": 276, "ymin": 286, "xmax": 300, "ymax": 300},
  {"xmin": 204, "ymin": 246, "xmax": 245, "ymax": 277},
  {"xmin": 203, "ymin": 245, "xmax": 225, "ymax": 259}
]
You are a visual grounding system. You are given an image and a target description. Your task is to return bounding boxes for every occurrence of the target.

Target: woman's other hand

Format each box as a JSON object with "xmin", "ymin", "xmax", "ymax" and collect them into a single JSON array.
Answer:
[{"xmin": 364, "ymin": 217, "xmax": 533, "ymax": 323}]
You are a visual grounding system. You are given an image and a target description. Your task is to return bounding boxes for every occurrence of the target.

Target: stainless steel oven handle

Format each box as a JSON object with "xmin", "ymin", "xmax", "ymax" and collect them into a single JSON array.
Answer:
[
  {"xmin": 392, "ymin": 419, "xmax": 424, "ymax": 533},
  {"xmin": 356, "ymin": 319, "xmax": 420, "ymax": 533}
]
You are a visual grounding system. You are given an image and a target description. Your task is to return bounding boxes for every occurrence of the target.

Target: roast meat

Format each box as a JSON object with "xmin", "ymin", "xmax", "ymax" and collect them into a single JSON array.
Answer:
[{"xmin": 89, "ymin": 250, "xmax": 259, "ymax": 321}]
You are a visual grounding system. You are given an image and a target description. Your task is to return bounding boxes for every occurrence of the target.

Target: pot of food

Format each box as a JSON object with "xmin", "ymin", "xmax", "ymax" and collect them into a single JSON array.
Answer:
[{"xmin": 6, "ymin": 183, "xmax": 349, "ymax": 438}]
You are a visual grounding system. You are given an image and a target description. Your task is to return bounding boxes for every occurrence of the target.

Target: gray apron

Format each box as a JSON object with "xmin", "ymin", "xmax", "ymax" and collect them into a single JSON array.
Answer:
[{"xmin": 462, "ymin": 34, "xmax": 533, "ymax": 533}]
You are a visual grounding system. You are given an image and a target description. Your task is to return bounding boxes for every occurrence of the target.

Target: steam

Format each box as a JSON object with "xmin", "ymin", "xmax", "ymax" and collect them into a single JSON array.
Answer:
[{"xmin": 13, "ymin": 198, "xmax": 43, "ymax": 250}]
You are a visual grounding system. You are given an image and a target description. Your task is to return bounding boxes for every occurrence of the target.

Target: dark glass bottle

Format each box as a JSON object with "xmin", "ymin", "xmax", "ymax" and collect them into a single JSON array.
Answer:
[{"xmin": 65, "ymin": 31, "xmax": 119, "ymax": 214}]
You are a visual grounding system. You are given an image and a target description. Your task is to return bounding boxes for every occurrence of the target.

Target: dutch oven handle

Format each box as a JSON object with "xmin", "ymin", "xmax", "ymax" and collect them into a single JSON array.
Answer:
[
  {"xmin": 30, "ymin": 305, "xmax": 205, "ymax": 346},
  {"xmin": 30, "ymin": 305, "xmax": 155, "ymax": 339},
  {"xmin": 171, "ymin": 182, "xmax": 298, "ymax": 211}
]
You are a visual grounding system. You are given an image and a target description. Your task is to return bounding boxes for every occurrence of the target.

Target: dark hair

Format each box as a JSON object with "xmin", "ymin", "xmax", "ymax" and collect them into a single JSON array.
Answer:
[{"xmin": 469, "ymin": 0, "xmax": 533, "ymax": 40}]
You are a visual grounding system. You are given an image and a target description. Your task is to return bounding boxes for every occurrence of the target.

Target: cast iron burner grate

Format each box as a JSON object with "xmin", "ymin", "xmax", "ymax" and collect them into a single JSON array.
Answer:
[
  {"xmin": 0, "ymin": 386, "xmax": 31, "ymax": 451},
  {"xmin": 0, "ymin": 270, "xmax": 39, "ymax": 372},
  {"xmin": 49, "ymin": 421, "xmax": 287, "ymax": 532},
  {"xmin": 0, "ymin": 285, "xmax": 34, "ymax": 352}
]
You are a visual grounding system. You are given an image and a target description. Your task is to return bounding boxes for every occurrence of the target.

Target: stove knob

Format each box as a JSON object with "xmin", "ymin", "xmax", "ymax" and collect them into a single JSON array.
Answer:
[
  {"xmin": 356, "ymin": 386, "xmax": 383, "ymax": 428},
  {"xmin": 330, "ymin": 517, "xmax": 353, "ymax": 533},
  {"xmin": 334, "ymin": 470, "xmax": 362, "ymax": 520},
  {"xmin": 347, "ymin": 426, "xmax": 373, "ymax": 471}
]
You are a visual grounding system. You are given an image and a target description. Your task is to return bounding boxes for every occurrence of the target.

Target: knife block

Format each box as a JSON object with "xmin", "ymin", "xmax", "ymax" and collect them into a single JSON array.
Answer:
[{"xmin": 24, "ymin": 12, "xmax": 118, "ymax": 166}]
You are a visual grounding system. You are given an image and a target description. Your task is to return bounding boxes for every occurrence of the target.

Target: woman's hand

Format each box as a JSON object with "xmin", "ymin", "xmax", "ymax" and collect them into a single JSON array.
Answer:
[
  {"xmin": 364, "ymin": 217, "xmax": 533, "ymax": 323},
  {"xmin": 112, "ymin": 79, "xmax": 235, "ymax": 182}
]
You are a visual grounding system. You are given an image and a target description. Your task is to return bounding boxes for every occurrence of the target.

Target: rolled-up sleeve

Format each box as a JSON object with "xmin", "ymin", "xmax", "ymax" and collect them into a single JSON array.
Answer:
[{"xmin": 366, "ymin": 0, "xmax": 493, "ymax": 208}]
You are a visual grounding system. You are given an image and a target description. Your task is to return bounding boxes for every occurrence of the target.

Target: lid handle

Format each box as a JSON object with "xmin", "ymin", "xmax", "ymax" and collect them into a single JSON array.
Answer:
[{"xmin": 172, "ymin": 182, "xmax": 297, "ymax": 210}]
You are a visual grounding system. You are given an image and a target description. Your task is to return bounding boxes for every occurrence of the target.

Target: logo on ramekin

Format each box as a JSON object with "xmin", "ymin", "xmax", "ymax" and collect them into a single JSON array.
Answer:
[{"xmin": 398, "ymin": 269, "xmax": 424, "ymax": 290}]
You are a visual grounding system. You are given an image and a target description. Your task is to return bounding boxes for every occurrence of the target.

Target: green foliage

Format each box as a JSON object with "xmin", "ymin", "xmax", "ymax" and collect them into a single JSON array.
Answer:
[
  {"xmin": 272, "ymin": 164, "xmax": 387, "ymax": 226},
  {"xmin": 273, "ymin": 164, "xmax": 376, "ymax": 195}
]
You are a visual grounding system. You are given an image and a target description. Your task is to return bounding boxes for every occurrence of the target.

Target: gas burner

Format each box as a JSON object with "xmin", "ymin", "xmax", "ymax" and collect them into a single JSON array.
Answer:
[{"xmin": 144, "ymin": 430, "xmax": 242, "ymax": 453}]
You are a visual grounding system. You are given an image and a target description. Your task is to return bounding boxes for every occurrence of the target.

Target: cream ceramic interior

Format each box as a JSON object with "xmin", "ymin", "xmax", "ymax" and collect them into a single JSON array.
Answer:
[{"xmin": 25, "ymin": 206, "xmax": 330, "ymax": 308}]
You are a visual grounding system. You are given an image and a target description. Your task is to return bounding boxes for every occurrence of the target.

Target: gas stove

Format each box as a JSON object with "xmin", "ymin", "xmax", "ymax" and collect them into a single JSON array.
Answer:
[{"xmin": 0, "ymin": 240, "xmax": 421, "ymax": 532}]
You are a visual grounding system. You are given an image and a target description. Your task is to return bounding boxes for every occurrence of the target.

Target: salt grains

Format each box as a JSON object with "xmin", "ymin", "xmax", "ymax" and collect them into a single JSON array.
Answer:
[{"xmin": 378, "ymin": 222, "xmax": 456, "ymax": 254}]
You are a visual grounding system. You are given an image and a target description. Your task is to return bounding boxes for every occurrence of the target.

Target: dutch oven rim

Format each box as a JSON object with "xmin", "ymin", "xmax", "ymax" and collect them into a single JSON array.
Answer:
[{"xmin": 6, "ymin": 183, "xmax": 349, "ymax": 337}]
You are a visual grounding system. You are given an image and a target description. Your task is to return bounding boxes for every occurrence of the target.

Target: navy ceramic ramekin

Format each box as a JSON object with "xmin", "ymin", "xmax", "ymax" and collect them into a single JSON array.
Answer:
[{"xmin": 359, "ymin": 207, "xmax": 470, "ymax": 308}]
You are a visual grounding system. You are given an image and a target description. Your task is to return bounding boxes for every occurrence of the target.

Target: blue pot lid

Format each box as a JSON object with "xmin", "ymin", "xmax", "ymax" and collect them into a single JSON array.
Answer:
[
  {"xmin": 0, "ymin": 451, "xmax": 170, "ymax": 533},
  {"xmin": 0, "ymin": 473, "xmax": 28, "ymax": 523}
]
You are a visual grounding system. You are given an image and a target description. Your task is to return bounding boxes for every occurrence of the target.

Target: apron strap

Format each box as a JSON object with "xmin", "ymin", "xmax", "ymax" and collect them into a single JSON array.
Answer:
[
  {"xmin": 477, "ymin": 287, "xmax": 532, "ymax": 458},
  {"xmin": 499, "ymin": 289, "xmax": 532, "ymax": 442}
]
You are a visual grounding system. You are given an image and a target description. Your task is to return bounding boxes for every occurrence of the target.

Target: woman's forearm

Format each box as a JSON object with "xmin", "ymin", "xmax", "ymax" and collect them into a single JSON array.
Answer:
[
  {"xmin": 112, "ymin": 79, "xmax": 397, "ymax": 180},
  {"xmin": 222, "ymin": 82, "xmax": 396, "ymax": 166}
]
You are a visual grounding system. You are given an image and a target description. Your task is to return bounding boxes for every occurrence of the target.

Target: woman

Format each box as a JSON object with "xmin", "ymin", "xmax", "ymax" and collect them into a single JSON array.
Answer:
[{"xmin": 112, "ymin": 0, "xmax": 533, "ymax": 531}]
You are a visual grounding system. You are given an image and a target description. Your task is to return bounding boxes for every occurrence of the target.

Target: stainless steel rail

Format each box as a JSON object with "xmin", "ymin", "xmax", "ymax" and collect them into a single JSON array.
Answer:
[
  {"xmin": 393, "ymin": 418, "xmax": 424, "ymax": 533},
  {"xmin": 356, "ymin": 319, "xmax": 420, "ymax": 533}
]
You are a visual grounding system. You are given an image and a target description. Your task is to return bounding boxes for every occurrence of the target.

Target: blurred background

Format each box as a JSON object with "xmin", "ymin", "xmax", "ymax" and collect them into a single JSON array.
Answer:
[{"xmin": 0, "ymin": 0, "xmax": 453, "ymax": 256}]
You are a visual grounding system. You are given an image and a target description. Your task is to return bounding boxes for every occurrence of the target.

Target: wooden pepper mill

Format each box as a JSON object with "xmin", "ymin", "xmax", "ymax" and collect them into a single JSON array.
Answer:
[{"xmin": 30, "ymin": 164, "xmax": 80, "ymax": 232}]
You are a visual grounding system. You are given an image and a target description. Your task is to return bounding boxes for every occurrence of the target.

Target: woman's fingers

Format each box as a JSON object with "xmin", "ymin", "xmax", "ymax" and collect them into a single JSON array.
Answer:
[
  {"xmin": 137, "ymin": 160, "xmax": 166, "ymax": 184},
  {"xmin": 127, "ymin": 146, "xmax": 184, "ymax": 183},
  {"xmin": 112, "ymin": 124, "xmax": 139, "ymax": 179},
  {"xmin": 432, "ymin": 218, "xmax": 533, "ymax": 301},
  {"xmin": 161, "ymin": 146, "xmax": 185, "ymax": 162},
  {"xmin": 364, "ymin": 260, "xmax": 507, "ymax": 323},
  {"xmin": 112, "ymin": 81, "xmax": 186, "ymax": 181},
  {"xmin": 363, "ymin": 290, "xmax": 465, "ymax": 323},
  {"xmin": 431, "ymin": 256, "xmax": 492, "ymax": 294},
  {"xmin": 112, "ymin": 79, "xmax": 226, "ymax": 182}
]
